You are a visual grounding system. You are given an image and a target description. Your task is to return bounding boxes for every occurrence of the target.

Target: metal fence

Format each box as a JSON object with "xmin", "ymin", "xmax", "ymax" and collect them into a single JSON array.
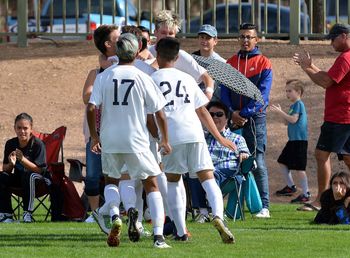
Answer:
[{"xmin": 0, "ymin": 0, "xmax": 348, "ymax": 47}]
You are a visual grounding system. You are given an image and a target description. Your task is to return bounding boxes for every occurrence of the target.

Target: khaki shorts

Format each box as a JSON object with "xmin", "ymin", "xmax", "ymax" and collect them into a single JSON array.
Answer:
[
  {"xmin": 162, "ymin": 142, "xmax": 214, "ymax": 176},
  {"xmin": 101, "ymin": 150, "xmax": 162, "ymax": 180}
]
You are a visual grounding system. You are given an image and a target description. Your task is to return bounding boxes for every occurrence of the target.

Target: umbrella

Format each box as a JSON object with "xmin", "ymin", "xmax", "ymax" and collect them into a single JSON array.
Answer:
[{"xmin": 192, "ymin": 55, "xmax": 264, "ymax": 104}]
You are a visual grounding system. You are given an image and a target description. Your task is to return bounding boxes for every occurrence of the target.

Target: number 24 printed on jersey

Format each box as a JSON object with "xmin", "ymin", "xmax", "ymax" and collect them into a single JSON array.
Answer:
[{"xmin": 160, "ymin": 80, "xmax": 190, "ymax": 107}]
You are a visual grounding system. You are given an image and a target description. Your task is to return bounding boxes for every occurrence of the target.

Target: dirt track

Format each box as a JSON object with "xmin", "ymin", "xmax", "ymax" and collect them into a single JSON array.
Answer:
[{"xmin": 0, "ymin": 38, "xmax": 348, "ymax": 202}]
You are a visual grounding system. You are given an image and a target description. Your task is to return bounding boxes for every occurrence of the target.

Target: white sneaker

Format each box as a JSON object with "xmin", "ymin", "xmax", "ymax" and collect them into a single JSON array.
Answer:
[
  {"xmin": 154, "ymin": 237, "xmax": 171, "ymax": 249},
  {"xmin": 92, "ymin": 208, "xmax": 111, "ymax": 235},
  {"xmin": 23, "ymin": 211, "xmax": 33, "ymax": 223},
  {"xmin": 0, "ymin": 213, "xmax": 13, "ymax": 223},
  {"xmin": 84, "ymin": 214, "xmax": 95, "ymax": 223},
  {"xmin": 195, "ymin": 213, "xmax": 210, "ymax": 223},
  {"xmin": 255, "ymin": 208, "xmax": 270, "ymax": 218}
]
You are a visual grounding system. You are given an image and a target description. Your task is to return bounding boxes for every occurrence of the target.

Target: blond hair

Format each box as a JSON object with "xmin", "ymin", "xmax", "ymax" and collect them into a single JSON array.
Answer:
[
  {"xmin": 155, "ymin": 10, "xmax": 182, "ymax": 32},
  {"xmin": 286, "ymin": 79, "xmax": 305, "ymax": 97}
]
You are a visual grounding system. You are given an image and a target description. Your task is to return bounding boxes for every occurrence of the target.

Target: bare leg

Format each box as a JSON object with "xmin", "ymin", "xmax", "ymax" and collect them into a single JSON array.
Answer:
[
  {"xmin": 88, "ymin": 195, "xmax": 100, "ymax": 211},
  {"xmin": 313, "ymin": 149, "xmax": 331, "ymax": 206}
]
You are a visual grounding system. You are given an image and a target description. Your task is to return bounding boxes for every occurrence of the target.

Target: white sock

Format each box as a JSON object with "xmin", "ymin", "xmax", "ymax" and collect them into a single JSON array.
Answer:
[
  {"xmin": 298, "ymin": 171, "xmax": 309, "ymax": 195},
  {"xmin": 201, "ymin": 178, "xmax": 224, "ymax": 220},
  {"xmin": 167, "ymin": 181, "xmax": 186, "ymax": 236},
  {"xmin": 179, "ymin": 176, "xmax": 187, "ymax": 219},
  {"xmin": 280, "ymin": 164, "xmax": 295, "ymax": 187},
  {"xmin": 100, "ymin": 184, "xmax": 120, "ymax": 217},
  {"xmin": 147, "ymin": 191, "xmax": 164, "ymax": 236},
  {"xmin": 119, "ymin": 179, "xmax": 136, "ymax": 212},
  {"xmin": 157, "ymin": 172, "xmax": 170, "ymax": 217},
  {"xmin": 134, "ymin": 179, "xmax": 144, "ymax": 222}
]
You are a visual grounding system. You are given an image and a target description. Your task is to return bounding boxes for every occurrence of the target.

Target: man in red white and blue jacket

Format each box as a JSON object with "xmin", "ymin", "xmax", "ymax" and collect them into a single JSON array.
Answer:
[{"xmin": 221, "ymin": 23, "xmax": 273, "ymax": 218}]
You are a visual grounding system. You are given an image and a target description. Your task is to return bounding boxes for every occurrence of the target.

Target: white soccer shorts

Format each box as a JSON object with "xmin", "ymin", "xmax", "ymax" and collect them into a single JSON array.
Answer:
[
  {"xmin": 161, "ymin": 142, "xmax": 214, "ymax": 176},
  {"xmin": 101, "ymin": 150, "xmax": 162, "ymax": 180}
]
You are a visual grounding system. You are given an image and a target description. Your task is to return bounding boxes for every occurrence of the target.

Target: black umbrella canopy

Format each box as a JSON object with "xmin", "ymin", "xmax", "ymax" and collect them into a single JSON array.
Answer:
[{"xmin": 192, "ymin": 55, "xmax": 264, "ymax": 104}]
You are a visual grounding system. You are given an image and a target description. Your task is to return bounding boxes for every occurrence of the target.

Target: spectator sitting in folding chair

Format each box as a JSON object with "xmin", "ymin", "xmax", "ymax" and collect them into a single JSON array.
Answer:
[
  {"xmin": 0, "ymin": 113, "xmax": 50, "ymax": 223},
  {"xmin": 188, "ymin": 101, "xmax": 250, "ymax": 222}
]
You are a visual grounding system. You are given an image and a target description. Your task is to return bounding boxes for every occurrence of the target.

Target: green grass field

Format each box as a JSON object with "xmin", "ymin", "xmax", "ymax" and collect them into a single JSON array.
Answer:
[{"xmin": 1, "ymin": 204, "xmax": 349, "ymax": 258}]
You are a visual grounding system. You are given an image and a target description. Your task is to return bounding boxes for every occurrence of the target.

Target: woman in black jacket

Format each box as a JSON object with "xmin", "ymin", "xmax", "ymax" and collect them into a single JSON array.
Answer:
[{"xmin": 314, "ymin": 171, "xmax": 350, "ymax": 224}]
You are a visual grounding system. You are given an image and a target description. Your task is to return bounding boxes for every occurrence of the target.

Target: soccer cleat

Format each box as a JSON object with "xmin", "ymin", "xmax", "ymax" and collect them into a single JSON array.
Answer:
[
  {"xmin": 153, "ymin": 235, "xmax": 171, "ymax": 249},
  {"xmin": 0, "ymin": 213, "xmax": 14, "ymax": 223},
  {"xmin": 212, "ymin": 216, "xmax": 235, "ymax": 244},
  {"xmin": 136, "ymin": 222, "xmax": 152, "ymax": 237},
  {"xmin": 174, "ymin": 234, "xmax": 189, "ymax": 241},
  {"xmin": 92, "ymin": 208, "xmax": 111, "ymax": 235},
  {"xmin": 107, "ymin": 216, "xmax": 122, "ymax": 247},
  {"xmin": 23, "ymin": 211, "xmax": 33, "ymax": 223},
  {"xmin": 275, "ymin": 185, "xmax": 297, "ymax": 196},
  {"xmin": 127, "ymin": 207, "xmax": 141, "ymax": 242},
  {"xmin": 291, "ymin": 193, "xmax": 311, "ymax": 204}
]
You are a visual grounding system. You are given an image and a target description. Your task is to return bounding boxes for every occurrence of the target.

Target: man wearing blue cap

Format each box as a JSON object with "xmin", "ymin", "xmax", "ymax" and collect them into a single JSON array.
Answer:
[
  {"xmin": 193, "ymin": 24, "xmax": 226, "ymax": 63},
  {"xmin": 190, "ymin": 24, "xmax": 226, "ymax": 223},
  {"xmin": 293, "ymin": 23, "xmax": 350, "ymax": 211}
]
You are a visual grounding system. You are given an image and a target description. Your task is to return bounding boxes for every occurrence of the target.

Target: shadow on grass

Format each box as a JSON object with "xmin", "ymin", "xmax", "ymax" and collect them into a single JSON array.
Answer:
[
  {"xmin": 239, "ymin": 225, "xmax": 350, "ymax": 231},
  {"xmin": 0, "ymin": 233, "xmax": 105, "ymax": 247}
]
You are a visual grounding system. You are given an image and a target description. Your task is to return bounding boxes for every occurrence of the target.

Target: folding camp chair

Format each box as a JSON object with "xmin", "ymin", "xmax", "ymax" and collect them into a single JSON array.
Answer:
[
  {"xmin": 220, "ymin": 156, "xmax": 256, "ymax": 222},
  {"xmin": 11, "ymin": 126, "xmax": 67, "ymax": 221}
]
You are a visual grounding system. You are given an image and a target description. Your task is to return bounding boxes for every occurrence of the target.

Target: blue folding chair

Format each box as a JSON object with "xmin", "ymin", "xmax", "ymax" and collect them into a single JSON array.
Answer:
[{"xmin": 220, "ymin": 156, "xmax": 256, "ymax": 221}]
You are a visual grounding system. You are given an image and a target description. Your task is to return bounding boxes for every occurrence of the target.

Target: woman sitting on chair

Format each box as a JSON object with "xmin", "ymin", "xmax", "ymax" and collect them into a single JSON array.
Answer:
[
  {"xmin": 0, "ymin": 113, "xmax": 48, "ymax": 223},
  {"xmin": 188, "ymin": 101, "xmax": 250, "ymax": 222}
]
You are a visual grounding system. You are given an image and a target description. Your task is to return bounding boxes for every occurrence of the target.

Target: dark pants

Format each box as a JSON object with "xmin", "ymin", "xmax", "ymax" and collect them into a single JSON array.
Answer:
[{"xmin": 0, "ymin": 171, "xmax": 45, "ymax": 213}]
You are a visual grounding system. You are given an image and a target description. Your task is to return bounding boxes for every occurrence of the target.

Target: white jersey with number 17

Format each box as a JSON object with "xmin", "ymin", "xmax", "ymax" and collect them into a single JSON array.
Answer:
[
  {"xmin": 151, "ymin": 67, "xmax": 209, "ymax": 146},
  {"xmin": 89, "ymin": 64, "xmax": 166, "ymax": 153}
]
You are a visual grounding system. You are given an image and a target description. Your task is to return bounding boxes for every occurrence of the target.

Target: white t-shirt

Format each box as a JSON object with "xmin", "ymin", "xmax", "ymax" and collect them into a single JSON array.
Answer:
[
  {"xmin": 89, "ymin": 64, "xmax": 166, "ymax": 153},
  {"xmin": 151, "ymin": 67, "xmax": 209, "ymax": 146},
  {"xmin": 149, "ymin": 45, "xmax": 206, "ymax": 83}
]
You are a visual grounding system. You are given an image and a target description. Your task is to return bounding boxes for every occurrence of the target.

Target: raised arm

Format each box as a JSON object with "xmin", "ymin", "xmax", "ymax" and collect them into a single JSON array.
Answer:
[
  {"xmin": 293, "ymin": 52, "xmax": 334, "ymax": 89},
  {"xmin": 270, "ymin": 104, "xmax": 299, "ymax": 124},
  {"xmin": 200, "ymin": 72, "xmax": 215, "ymax": 100}
]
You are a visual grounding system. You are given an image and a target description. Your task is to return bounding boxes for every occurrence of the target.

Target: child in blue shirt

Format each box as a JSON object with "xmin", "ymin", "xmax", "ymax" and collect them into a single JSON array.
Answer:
[{"xmin": 271, "ymin": 79, "xmax": 310, "ymax": 203}]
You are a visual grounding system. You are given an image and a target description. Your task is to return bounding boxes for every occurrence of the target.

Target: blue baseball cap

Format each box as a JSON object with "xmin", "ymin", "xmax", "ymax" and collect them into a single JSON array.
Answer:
[
  {"xmin": 326, "ymin": 23, "xmax": 350, "ymax": 40},
  {"xmin": 198, "ymin": 24, "xmax": 217, "ymax": 38}
]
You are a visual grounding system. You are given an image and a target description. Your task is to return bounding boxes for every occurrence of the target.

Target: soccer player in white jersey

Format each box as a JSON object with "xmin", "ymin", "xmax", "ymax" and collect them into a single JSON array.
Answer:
[
  {"xmin": 151, "ymin": 37, "xmax": 235, "ymax": 244},
  {"xmin": 149, "ymin": 10, "xmax": 215, "ymax": 100},
  {"xmin": 87, "ymin": 33, "xmax": 171, "ymax": 249}
]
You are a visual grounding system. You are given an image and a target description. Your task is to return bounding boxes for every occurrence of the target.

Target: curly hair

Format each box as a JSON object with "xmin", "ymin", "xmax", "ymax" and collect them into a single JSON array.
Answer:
[{"xmin": 155, "ymin": 10, "xmax": 182, "ymax": 32}]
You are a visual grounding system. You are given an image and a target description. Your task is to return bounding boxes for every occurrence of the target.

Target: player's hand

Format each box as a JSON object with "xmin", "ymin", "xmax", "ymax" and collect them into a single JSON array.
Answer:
[
  {"xmin": 137, "ymin": 49, "xmax": 154, "ymax": 61},
  {"xmin": 293, "ymin": 51, "xmax": 312, "ymax": 69},
  {"xmin": 90, "ymin": 137, "xmax": 102, "ymax": 154},
  {"xmin": 8, "ymin": 151, "xmax": 16, "ymax": 166},
  {"xmin": 15, "ymin": 149, "xmax": 24, "ymax": 162},
  {"xmin": 218, "ymin": 137, "xmax": 237, "ymax": 151},
  {"xmin": 239, "ymin": 153, "xmax": 250, "ymax": 163},
  {"xmin": 231, "ymin": 111, "xmax": 247, "ymax": 127},
  {"xmin": 158, "ymin": 141, "xmax": 172, "ymax": 156}
]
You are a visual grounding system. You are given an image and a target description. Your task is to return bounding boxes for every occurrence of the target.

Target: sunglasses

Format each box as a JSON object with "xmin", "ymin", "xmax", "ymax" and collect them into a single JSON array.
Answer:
[{"xmin": 209, "ymin": 111, "xmax": 225, "ymax": 118}]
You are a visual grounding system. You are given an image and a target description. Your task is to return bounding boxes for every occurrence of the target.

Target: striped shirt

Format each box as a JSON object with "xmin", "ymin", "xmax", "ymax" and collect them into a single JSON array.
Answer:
[{"xmin": 206, "ymin": 128, "xmax": 250, "ymax": 171}]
